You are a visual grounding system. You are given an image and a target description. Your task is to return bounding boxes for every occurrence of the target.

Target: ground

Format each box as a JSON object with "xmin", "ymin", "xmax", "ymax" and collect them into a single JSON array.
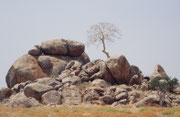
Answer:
[{"xmin": 0, "ymin": 104, "xmax": 180, "ymax": 117}]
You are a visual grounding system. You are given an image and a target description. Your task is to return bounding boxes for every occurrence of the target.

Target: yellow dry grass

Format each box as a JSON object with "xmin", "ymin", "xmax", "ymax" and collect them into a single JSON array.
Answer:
[{"xmin": 0, "ymin": 104, "xmax": 180, "ymax": 117}]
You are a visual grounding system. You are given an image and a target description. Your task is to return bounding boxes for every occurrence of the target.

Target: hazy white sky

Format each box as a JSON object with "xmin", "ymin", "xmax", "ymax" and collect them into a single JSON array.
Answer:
[{"xmin": 0, "ymin": 0, "xmax": 180, "ymax": 88}]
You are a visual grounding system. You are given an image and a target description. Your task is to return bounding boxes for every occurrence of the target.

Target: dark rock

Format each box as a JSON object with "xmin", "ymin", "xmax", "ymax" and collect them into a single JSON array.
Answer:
[
  {"xmin": 0, "ymin": 88, "xmax": 13, "ymax": 102},
  {"xmin": 101, "ymin": 95, "xmax": 114, "ymax": 105},
  {"xmin": 66, "ymin": 40, "xmax": 85, "ymax": 57}
]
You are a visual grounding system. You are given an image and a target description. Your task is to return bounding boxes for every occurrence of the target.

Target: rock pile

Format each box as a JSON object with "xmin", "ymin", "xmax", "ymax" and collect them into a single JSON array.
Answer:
[
  {"xmin": 6, "ymin": 39, "xmax": 90, "ymax": 88},
  {"xmin": 1, "ymin": 39, "xmax": 179, "ymax": 108}
]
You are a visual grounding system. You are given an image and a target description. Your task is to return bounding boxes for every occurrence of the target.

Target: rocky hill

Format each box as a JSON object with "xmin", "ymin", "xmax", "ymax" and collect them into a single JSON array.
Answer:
[{"xmin": 0, "ymin": 39, "xmax": 179, "ymax": 108}]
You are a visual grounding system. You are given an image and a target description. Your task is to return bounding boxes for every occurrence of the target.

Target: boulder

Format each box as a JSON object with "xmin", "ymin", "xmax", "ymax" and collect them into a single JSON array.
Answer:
[
  {"xmin": 106, "ymin": 55, "xmax": 131, "ymax": 84},
  {"xmin": 82, "ymin": 59, "xmax": 115, "ymax": 84},
  {"xmin": 172, "ymin": 87, "xmax": 180, "ymax": 94},
  {"xmin": 12, "ymin": 80, "xmax": 33, "ymax": 93},
  {"xmin": 134, "ymin": 95, "xmax": 158, "ymax": 107},
  {"xmin": 0, "ymin": 88, "xmax": 13, "ymax": 102},
  {"xmin": 83, "ymin": 88, "xmax": 100, "ymax": 102},
  {"xmin": 35, "ymin": 77, "xmax": 62, "ymax": 88},
  {"xmin": 62, "ymin": 76, "xmax": 81, "ymax": 85},
  {"xmin": 115, "ymin": 92, "xmax": 128, "ymax": 101},
  {"xmin": 40, "ymin": 53, "xmax": 90, "ymax": 78},
  {"xmin": 66, "ymin": 40, "xmax": 85, "ymax": 57},
  {"xmin": 28, "ymin": 45, "xmax": 42, "ymax": 56},
  {"xmin": 38, "ymin": 56, "xmax": 53, "ymax": 69},
  {"xmin": 24, "ymin": 83, "xmax": 53, "ymax": 100},
  {"xmin": 41, "ymin": 39, "xmax": 68, "ymax": 55},
  {"xmin": 101, "ymin": 95, "xmax": 114, "ymax": 105},
  {"xmin": 6, "ymin": 54, "xmax": 47, "ymax": 88},
  {"xmin": 41, "ymin": 90, "xmax": 62, "ymax": 105},
  {"xmin": 65, "ymin": 60, "xmax": 82, "ymax": 70},
  {"xmin": 62, "ymin": 88, "xmax": 82, "ymax": 105},
  {"xmin": 8, "ymin": 92, "xmax": 39, "ymax": 108},
  {"xmin": 114, "ymin": 88, "xmax": 127, "ymax": 96},
  {"xmin": 129, "ymin": 75, "xmax": 142, "ymax": 85},
  {"xmin": 97, "ymin": 60, "xmax": 115, "ymax": 84},
  {"xmin": 91, "ymin": 79, "xmax": 108, "ymax": 88},
  {"xmin": 78, "ymin": 70, "xmax": 90, "ymax": 82},
  {"xmin": 151, "ymin": 64, "xmax": 168, "ymax": 79}
]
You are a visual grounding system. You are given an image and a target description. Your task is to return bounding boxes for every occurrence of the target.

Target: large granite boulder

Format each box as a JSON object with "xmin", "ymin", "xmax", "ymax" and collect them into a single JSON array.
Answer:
[
  {"xmin": 151, "ymin": 64, "xmax": 168, "ymax": 79},
  {"xmin": 6, "ymin": 54, "xmax": 47, "ymax": 88},
  {"xmin": 66, "ymin": 40, "xmax": 85, "ymax": 57},
  {"xmin": 106, "ymin": 55, "xmax": 131, "ymax": 84},
  {"xmin": 41, "ymin": 39, "xmax": 68, "ymax": 55}
]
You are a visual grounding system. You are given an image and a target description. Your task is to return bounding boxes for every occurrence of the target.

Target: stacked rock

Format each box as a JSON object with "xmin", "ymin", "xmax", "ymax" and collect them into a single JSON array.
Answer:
[{"xmin": 6, "ymin": 39, "xmax": 90, "ymax": 88}]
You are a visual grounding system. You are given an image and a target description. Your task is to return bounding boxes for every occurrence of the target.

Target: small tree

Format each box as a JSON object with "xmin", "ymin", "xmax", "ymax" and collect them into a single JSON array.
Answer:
[
  {"xmin": 149, "ymin": 76, "xmax": 179, "ymax": 107},
  {"xmin": 87, "ymin": 22, "xmax": 120, "ymax": 58}
]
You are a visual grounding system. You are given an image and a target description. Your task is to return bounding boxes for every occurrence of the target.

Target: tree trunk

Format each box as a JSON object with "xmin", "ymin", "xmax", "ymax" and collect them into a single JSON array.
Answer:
[{"xmin": 101, "ymin": 39, "xmax": 110, "ymax": 58}]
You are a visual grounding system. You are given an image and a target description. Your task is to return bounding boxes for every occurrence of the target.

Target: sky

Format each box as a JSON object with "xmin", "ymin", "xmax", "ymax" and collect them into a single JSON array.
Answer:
[{"xmin": 0, "ymin": 0, "xmax": 180, "ymax": 88}]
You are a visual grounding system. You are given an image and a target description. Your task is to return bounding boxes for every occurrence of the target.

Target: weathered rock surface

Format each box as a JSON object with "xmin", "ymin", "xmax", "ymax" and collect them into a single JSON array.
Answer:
[
  {"xmin": 0, "ymin": 88, "xmax": 13, "ymax": 102},
  {"xmin": 82, "ymin": 59, "xmax": 115, "ymax": 84},
  {"xmin": 41, "ymin": 90, "xmax": 62, "ymax": 105},
  {"xmin": 28, "ymin": 45, "xmax": 42, "ymax": 56},
  {"xmin": 6, "ymin": 54, "xmax": 47, "ymax": 88},
  {"xmin": 106, "ymin": 55, "xmax": 131, "ymax": 84},
  {"xmin": 66, "ymin": 40, "xmax": 85, "ymax": 57},
  {"xmin": 35, "ymin": 77, "xmax": 62, "ymax": 88},
  {"xmin": 151, "ymin": 64, "xmax": 168, "ymax": 79},
  {"xmin": 62, "ymin": 76, "xmax": 81, "ymax": 85},
  {"xmin": 41, "ymin": 39, "xmax": 68, "ymax": 55},
  {"xmin": 38, "ymin": 56, "xmax": 53, "ymax": 69},
  {"xmin": 24, "ymin": 83, "xmax": 53, "ymax": 100},
  {"xmin": 61, "ymin": 88, "xmax": 82, "ymax": 105},
  {"xmin": 6, "ymin": 39, "xmax": 90, "ymax": 88},
  {"xmin": 8, "ymin": 92, "xmax": 39, "ymax": 108},
  {"xmin": 115, "ymin": 92, "xmax": 128, "ymax": 101},
  {"xmin": 101, "ymin": 95, "xmax": 114, "ymax": 105},
  {"xmin": 91, "ymin": 79, "xmax": 108, "ymax": 88},
  {"xmin": 3, "ymin": 38, "xmax": 180, "ymax": 108},
  {"xmin": 134, "ymin": 95, "xmax": 158, "ymax": 107}
]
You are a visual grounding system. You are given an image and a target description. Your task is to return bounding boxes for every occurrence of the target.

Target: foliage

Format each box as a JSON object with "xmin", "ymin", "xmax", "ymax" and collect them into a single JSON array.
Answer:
[
  {"xmin": 87, "ymin": 22, "xmax": 120, "ymax": 58},
  {"xmin": 149, "ymin": 76, "xmax": 179, "ymax": 107},
  {"xmin": 149, "ymin": 77, "xmax": 179, "ymax": 91}
]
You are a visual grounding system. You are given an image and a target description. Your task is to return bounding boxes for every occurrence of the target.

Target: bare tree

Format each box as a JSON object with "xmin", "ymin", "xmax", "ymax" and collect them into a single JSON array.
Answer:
[{"xmin": 87, "ymin": 22, "xmax": 120, "ymax": 58}]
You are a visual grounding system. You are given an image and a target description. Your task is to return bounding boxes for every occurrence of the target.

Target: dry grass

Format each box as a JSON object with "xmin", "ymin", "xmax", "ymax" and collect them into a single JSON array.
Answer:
[{"xmin": 0, "ymin": 104, "xmax": 180, "ymax": 117}]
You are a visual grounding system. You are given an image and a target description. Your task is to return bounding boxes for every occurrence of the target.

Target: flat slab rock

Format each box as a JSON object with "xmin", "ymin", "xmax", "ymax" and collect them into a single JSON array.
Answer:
[
  {"xmin": 41, "ymin": 39, "xmax": 85, "ymax": 57},
  {"xmin": 24, "ymin": 83, "xmax": 53, "ymax": 100}
]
